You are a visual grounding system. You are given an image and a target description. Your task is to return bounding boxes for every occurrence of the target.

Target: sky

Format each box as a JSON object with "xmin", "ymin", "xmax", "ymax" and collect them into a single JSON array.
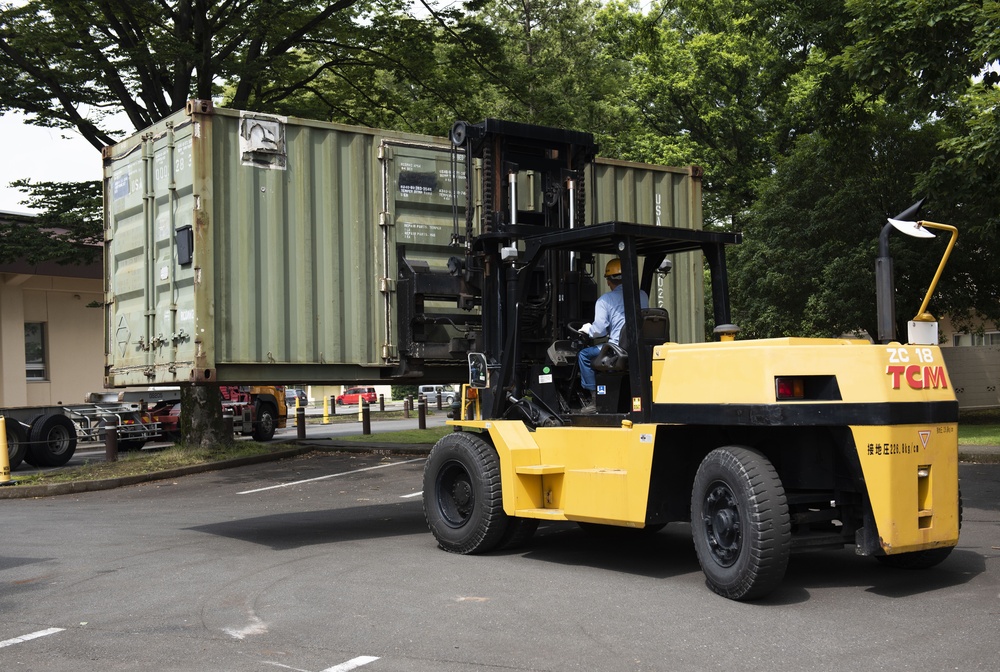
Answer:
[{"xmin": 0, "ymin": 111, "xmax": 106, "ymax": 214}]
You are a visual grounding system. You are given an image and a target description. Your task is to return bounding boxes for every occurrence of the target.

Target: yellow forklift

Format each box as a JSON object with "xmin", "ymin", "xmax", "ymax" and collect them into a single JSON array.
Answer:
[{"xmin": 420, "ymin": 120, "xmax": 960, "ymax": 600}]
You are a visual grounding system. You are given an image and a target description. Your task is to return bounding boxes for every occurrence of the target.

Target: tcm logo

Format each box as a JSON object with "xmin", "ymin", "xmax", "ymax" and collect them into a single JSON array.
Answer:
[{"xmin": 886, "ymin": 365, "xmax": 948, "ymax": 390}]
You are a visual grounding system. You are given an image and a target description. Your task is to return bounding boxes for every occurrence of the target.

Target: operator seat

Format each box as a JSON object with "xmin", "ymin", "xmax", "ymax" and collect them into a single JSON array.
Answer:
[
  {"xmin": 641, "ymin": 307, "xmax": 670, "ymax": 345},
  {"xmin": 588, "ymin": 309, "xmax": 670, "ymax": 413}
]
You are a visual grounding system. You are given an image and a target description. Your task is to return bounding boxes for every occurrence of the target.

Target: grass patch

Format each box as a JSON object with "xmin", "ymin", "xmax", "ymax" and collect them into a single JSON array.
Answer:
[
  {"xmin": 335, "ymin": 426, "xmax": 451, "ymax": 444},
  {"xmin": 12, "ymin": 440, "xmax": 294, "ymax": 487},
  {"xmin": 958, "ymin": 408, "xmax": 1000, "ymax": 446},
  {"xmin": 11, "ymin": 425, "xmax": 450, "ymax": 488},
  {"xmin": 301, "ymin": 409, "xmax": 446, "ymax": 425},
  {"xmin": 959, "ymin": 425, "xmax": 1000, "ymax": 446}
]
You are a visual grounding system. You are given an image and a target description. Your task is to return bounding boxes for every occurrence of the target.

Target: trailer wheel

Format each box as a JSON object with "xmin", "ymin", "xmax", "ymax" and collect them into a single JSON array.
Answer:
[
  {"xmin": 252, "ymin": 401, "xmax": 277, "ymax": 441},
  {"xmin": 423, "ymin": 432, "xmax": 509, "ymax": 554},
  {"xmin": 876, "ymin": 486, "xmax": 962, "ymax": 570},
  {"xmin": 5, "ymin": 420, "xmax": 28, "ymax": 470},
  {"xmin": 691, "ymin": 446, "xmax": 791, "ymax": 601},
  {"xmin": 28, "ymin": 414, "xmax": 78, "ymax": 467}
]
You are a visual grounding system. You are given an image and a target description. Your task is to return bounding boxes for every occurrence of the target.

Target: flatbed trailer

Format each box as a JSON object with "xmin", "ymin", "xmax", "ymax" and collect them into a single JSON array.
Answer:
[{"xmin": 2, "ymin": 401, "xmax": 158, "ymax": 470}]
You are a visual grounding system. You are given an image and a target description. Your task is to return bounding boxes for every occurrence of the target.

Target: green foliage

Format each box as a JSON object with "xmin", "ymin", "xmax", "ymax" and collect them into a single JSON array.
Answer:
[
  {"xmin": 0, "ymin": 0, "xmax": 381, "ymax": 147},
  {"xmin": 730, "ymin": 110, "xmax": 948, "ymax": 339},
  {"xmin": 2, "ymin": 0, "xmax": 997, "ymax": 347},
  {"xmin": 391, "ymin": 385, "xmax": 419, "ymax": 401},
  {"xmin": 0, "ymin": 179, "xmax": 102, "ymax": 265}
]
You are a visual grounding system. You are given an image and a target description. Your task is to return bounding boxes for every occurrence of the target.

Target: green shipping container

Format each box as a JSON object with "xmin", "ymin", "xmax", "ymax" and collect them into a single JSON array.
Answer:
[{"xmin": 103, "ymin": 101, "xmax": 703, "ymax": 387}]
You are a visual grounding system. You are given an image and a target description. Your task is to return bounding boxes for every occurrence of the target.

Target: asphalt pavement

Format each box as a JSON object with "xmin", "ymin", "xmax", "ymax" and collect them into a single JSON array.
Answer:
[{"xmin": 3, "ymin": 453, "xmax": 998, "ymax": 671}]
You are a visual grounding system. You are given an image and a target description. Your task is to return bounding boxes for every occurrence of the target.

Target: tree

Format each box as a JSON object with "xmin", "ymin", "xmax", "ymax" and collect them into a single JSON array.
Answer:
[
  {"xmin": 596, "ymin": 0, "xmax": 998, "ymax": 338},
  {"xmin": 595, "ymin": 0, "xmax": 814, "ymax": 226},
  {"xmin": 735, "ymin": 0, "xmax": 998, "ymax": 339},
  {"xmin": 0, "ymin": 0, "xmax": 375, "ymax": 149},
  {"xmin": 0, "ymin": 0, "xmax": 422, "ymax": 449},
  {"xmin": 0, "ymin": 179, "xmax": 102, "ymax": 265},
  {"xmin": 729, "ymin": 112, "xmax": 949, "ymax": 340},
  {"xmin": 280, "ymin": 0, "xmax": 621, "ymax": 137}
]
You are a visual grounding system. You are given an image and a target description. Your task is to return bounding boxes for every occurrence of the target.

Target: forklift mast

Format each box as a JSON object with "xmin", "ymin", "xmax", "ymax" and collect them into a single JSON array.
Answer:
[{"xmin": 450, "ymin": 120, "xmax": 739, "ymax": 423}]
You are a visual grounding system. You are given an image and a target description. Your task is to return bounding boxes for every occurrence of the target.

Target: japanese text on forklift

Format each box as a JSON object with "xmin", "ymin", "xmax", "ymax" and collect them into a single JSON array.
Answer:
[{"xmin": 422, "ymin": 119, "xmax": 960, "ymax": 601}]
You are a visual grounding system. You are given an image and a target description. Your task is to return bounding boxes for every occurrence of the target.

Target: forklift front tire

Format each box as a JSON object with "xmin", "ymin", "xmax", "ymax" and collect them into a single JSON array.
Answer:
[
  {"xmin": 423, "ymin": 432, "xmax": 509, "ymax": 554},
  {"xmin": 691, "ymin": 446, "xmax": 791, "ymax": 601}
]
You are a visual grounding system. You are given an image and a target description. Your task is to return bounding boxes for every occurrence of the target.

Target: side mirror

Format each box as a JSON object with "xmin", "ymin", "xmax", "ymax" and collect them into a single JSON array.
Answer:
[{"xmin": 468, "ymin": 353, "xmax": 489, "ymax": 389}]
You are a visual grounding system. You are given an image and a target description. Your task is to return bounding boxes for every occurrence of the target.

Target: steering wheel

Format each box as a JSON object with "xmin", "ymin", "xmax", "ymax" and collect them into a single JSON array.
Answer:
[{"xmin": 566, "ymin": 321, "xmax": 593, "ymax": 344}]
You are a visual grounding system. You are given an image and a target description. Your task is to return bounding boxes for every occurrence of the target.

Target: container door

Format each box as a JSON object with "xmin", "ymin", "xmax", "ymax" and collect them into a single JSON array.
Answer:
[
  {"xmin": 105, "ymin": 118, "xmax": 198, "ymax": 387},
  {"xmin": 379, "ymin": 141, "xmax": 478, "ymax": 373}
]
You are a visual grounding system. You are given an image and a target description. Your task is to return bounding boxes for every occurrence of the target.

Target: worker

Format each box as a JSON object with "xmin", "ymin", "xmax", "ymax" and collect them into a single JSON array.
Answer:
[{"xmin": 577, "ymin": 258, "xmax": 648, "ymax": 413}]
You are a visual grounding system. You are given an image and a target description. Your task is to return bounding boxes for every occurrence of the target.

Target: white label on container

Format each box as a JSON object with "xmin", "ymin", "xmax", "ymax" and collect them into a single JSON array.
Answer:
[{"xmin": 160, "ymin": 266, "xmax": 169, "ymax": 280}]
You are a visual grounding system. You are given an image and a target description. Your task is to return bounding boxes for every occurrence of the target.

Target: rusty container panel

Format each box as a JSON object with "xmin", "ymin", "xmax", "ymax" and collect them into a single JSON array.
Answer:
[
  {"xmin": 104, "ymin": 104, "xmax": 704, "ymax": 387},
  {"xmin": 589, "ymin": 159, "xmax": 705, "ymax": 343},
  {"xmin": 104, "ymin": 104, "xmax": 465, "ymax": 387}
]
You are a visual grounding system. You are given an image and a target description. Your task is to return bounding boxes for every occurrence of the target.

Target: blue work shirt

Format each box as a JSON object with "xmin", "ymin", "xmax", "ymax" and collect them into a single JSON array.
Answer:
[{"xmin": 591, "ymin": 285, "xmax": 649, "ymax": 345}]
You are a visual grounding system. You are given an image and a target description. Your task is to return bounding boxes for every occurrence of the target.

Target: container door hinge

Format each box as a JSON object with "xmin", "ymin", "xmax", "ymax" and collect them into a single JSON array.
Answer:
[
  {"xmin": 379, "ymin": 211, "xmax": 393, "ymax": 228},
  {"xmin": 381, "ymin": 343, "xmax": 397, "ymax": 360},
  {"xmin": 378, "ymin": 143, "xmax": 393, "ymax": 161},
  {"xmin": 378, "ymin": 277, "xmax": 395, "ymax": 293}
]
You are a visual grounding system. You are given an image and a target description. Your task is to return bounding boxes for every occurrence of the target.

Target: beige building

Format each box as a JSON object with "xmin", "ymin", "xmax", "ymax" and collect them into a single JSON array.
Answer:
[{"xmin": 1, "ymin": 211, "xmax": 104, "ymax": 408}]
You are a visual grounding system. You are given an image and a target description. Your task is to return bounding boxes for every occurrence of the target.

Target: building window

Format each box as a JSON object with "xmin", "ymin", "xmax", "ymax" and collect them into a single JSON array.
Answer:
[
  {"xmin": 25, "ymin": 322, "xmax": 47, "ymax": 380},
  {"xmin": 953, "ymin": 331, "xmax": 1000, "ymax": 347}
]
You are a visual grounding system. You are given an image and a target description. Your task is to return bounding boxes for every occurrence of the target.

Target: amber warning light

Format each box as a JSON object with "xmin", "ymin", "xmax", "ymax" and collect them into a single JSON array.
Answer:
[{"xmin": 775, "ymin": 377, "xmax": 805, "ymax": 400}]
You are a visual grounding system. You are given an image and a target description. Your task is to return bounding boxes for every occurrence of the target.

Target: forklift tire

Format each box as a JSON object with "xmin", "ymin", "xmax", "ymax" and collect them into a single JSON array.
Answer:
[
  {"xmin": 5, "ymin": 420, "xmax": 28, "ymax": 470},
  {"xmin": 691, "ymin": 446, "xmax": 791, "ymax": 601},
  {"xmin": 875, "ymin": 487, "xmax": 962, "ymax": 570},
  {"xmin": 496, "ymin": 517, "xmax": 539, "ymax": 551},
  {"xmin": 27, "ymin": 413, "xmax": 78, "ymax": 468},
  {"xmin": 423, "ymin": 432, "xmax": 509, "ymax": 554},
  {"xmin": 252, "ymin": 401, "xmax": 278, "ymax": 441}
]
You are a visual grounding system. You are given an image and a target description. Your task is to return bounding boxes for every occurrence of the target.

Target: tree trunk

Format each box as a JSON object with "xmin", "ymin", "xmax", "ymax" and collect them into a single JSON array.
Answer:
[{"xmin": 179, "ymin": 386, "xmax": 229, "ymax": 450}]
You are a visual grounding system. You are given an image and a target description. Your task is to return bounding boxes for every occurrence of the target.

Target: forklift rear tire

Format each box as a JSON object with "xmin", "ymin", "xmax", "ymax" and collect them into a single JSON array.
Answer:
[
  {"xmin": 423, "ymin": 432, "xmax": 509, "ymax": 554},
  {"xmin": 5, "ymin": 420, "xmax": 28, "ymax": 470},
  {"xmin": 252, "ymin": 402, "xmax": 277, "ymax": 441},
  {"xmin": 691, "ymin": 446, "xmax": 791, "ymax": 601},
  {"xmin": 28, "ymin": 413, "xmax": 78, "ymax": 468}
]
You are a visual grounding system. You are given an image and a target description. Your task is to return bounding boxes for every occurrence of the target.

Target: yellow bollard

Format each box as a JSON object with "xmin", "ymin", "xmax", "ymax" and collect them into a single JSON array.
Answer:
[
  {"xmin": 1, "ymin": 416, "xmax": 14, "ymax": 485},
  {"xmin": 323, "ymin": 396, "xmax": 329, "ymax": 424}
]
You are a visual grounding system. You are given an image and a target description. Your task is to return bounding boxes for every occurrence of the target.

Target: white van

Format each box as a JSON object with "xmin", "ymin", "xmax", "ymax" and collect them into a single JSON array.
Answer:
[{"xmin": 418, "ymin": 385, "xmax": 457, "ymax": 404}]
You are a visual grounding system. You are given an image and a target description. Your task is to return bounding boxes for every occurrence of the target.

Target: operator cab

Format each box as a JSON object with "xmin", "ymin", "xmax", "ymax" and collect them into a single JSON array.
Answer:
[{"xmin": 449, "ymin": 120, "xmax": 741, "ymax": 428}]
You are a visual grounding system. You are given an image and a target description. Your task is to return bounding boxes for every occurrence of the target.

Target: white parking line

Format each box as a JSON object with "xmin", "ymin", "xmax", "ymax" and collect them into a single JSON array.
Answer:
[
  {"xmin": 238, "ymin": 459, "xmax": 424, "ymax": 495},
  {"xmin": 400, "ymin": 491, "xmax": 422, "ymax": 498},
  {"xmin": 0, "ymin": 627, "xmax": 65, "ymax": 649},
  {"xmin": 321, "ymin": 656, "xmax": 380, "ymax": 672}
]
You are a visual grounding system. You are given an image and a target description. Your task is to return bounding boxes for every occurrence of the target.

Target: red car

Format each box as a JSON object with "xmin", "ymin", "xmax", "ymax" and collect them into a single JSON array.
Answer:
[{"xmin": 336, "ymin": 386, "xmax": 377, "ymax": 405}]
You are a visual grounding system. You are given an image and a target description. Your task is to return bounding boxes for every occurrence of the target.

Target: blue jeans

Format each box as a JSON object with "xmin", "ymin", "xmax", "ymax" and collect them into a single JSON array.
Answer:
[{"xmin": 578, "ymin": 345, "xmax": 602, "ymax": 391}]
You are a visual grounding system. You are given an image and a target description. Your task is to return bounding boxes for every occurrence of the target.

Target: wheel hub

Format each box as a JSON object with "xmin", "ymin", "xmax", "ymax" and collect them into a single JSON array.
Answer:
[
  {"xmin": 436, "ymin": 461, "xmax": 475, "ymax": 527},
  {"xmin": 703, "ymin": 482, "xmax": 741, "ymax": 567},
  {"xmin": 452, "ymin": 480, "xmax": 472, "ymax": 508}
]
